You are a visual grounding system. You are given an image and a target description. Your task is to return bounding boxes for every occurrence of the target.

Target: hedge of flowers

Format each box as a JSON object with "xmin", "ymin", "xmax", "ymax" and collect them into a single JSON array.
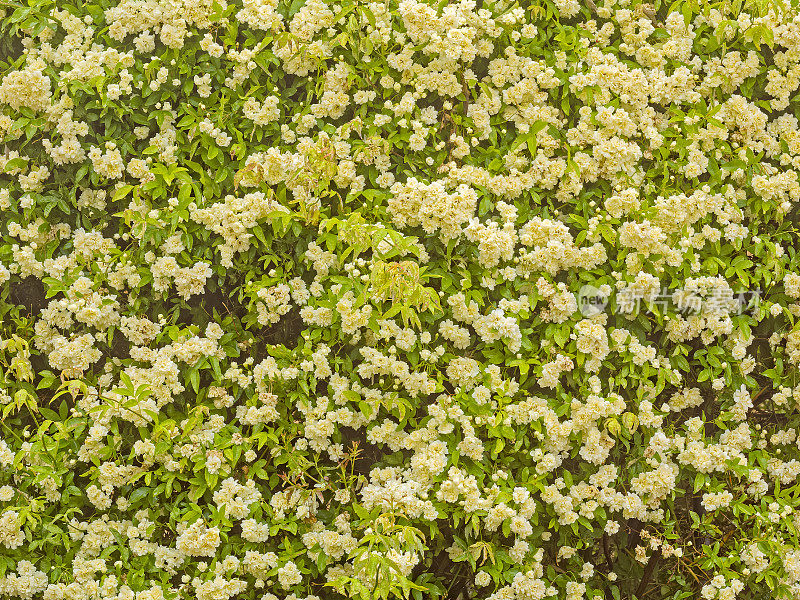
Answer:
[{"xmin": 2, "ymin": 0, "xmax": 800, "ymax": 598}]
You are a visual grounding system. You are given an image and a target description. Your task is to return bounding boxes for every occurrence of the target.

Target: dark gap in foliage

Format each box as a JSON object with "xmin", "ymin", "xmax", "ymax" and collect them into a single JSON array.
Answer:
[
  {"xmin": 413, "ymin": 546, "xmax": 473, "ymax": 600},
  {"xmin": 187, "ymin": 287, "xmax": 246, "ymax": 321},
  {"xmin": 111, "ymin": 329, "xmax": 131, "ymax": 360},
  {"xmin": 339, "ymin": 425, "xmax": 383, "ymax": 478},
  {"xmin": 256, "ymin": 304, "xmax": 305, "ymax": 348},
  {"xmin": 9, "ymin": 275, "xmax": 48, "ymax": 315}
]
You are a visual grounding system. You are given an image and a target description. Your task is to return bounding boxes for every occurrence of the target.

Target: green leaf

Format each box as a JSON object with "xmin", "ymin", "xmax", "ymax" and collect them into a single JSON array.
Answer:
[
  {"xmin": 3, "ymin": 157, "xmax": 28, "ymax": 172},
  {"xmin": 129, "ymin": 487, "xmax": 151, "ymax": 504},
  {"xmin": 188, "ymin": 368, "xmax": 200, "ymax": 394},
  {"xmin": 253, "ymin": 225, "xmax": 267, "ymax": 245},
  {"xmin": 113, "ymin": 185, "xmax": 134, "ymax": 201},
  {"xmin": 694, "ymin": 473, "xmax": 705, "ymax": 493}
]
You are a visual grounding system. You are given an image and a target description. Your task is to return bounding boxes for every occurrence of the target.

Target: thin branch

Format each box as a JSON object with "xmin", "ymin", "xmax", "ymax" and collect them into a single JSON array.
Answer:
[
  {"xmin": 602, "ymin": 532, "xmax": 614, "ymax": 572},
  {"xmin": 634, "ymin": 552, "xmax": 661, "ymax": 600}
]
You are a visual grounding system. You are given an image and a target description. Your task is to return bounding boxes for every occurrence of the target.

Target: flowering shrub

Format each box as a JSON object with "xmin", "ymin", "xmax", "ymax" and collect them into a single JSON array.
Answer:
[{"xmin": 2, "ymin": 0, "xmax": 800, "ymax": 599}]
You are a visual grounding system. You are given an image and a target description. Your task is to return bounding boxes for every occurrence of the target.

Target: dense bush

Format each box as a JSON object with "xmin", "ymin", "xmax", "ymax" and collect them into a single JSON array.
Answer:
[{"xmin": 1, "ymin": 0, "xmax": 800, "ymax": 598}]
